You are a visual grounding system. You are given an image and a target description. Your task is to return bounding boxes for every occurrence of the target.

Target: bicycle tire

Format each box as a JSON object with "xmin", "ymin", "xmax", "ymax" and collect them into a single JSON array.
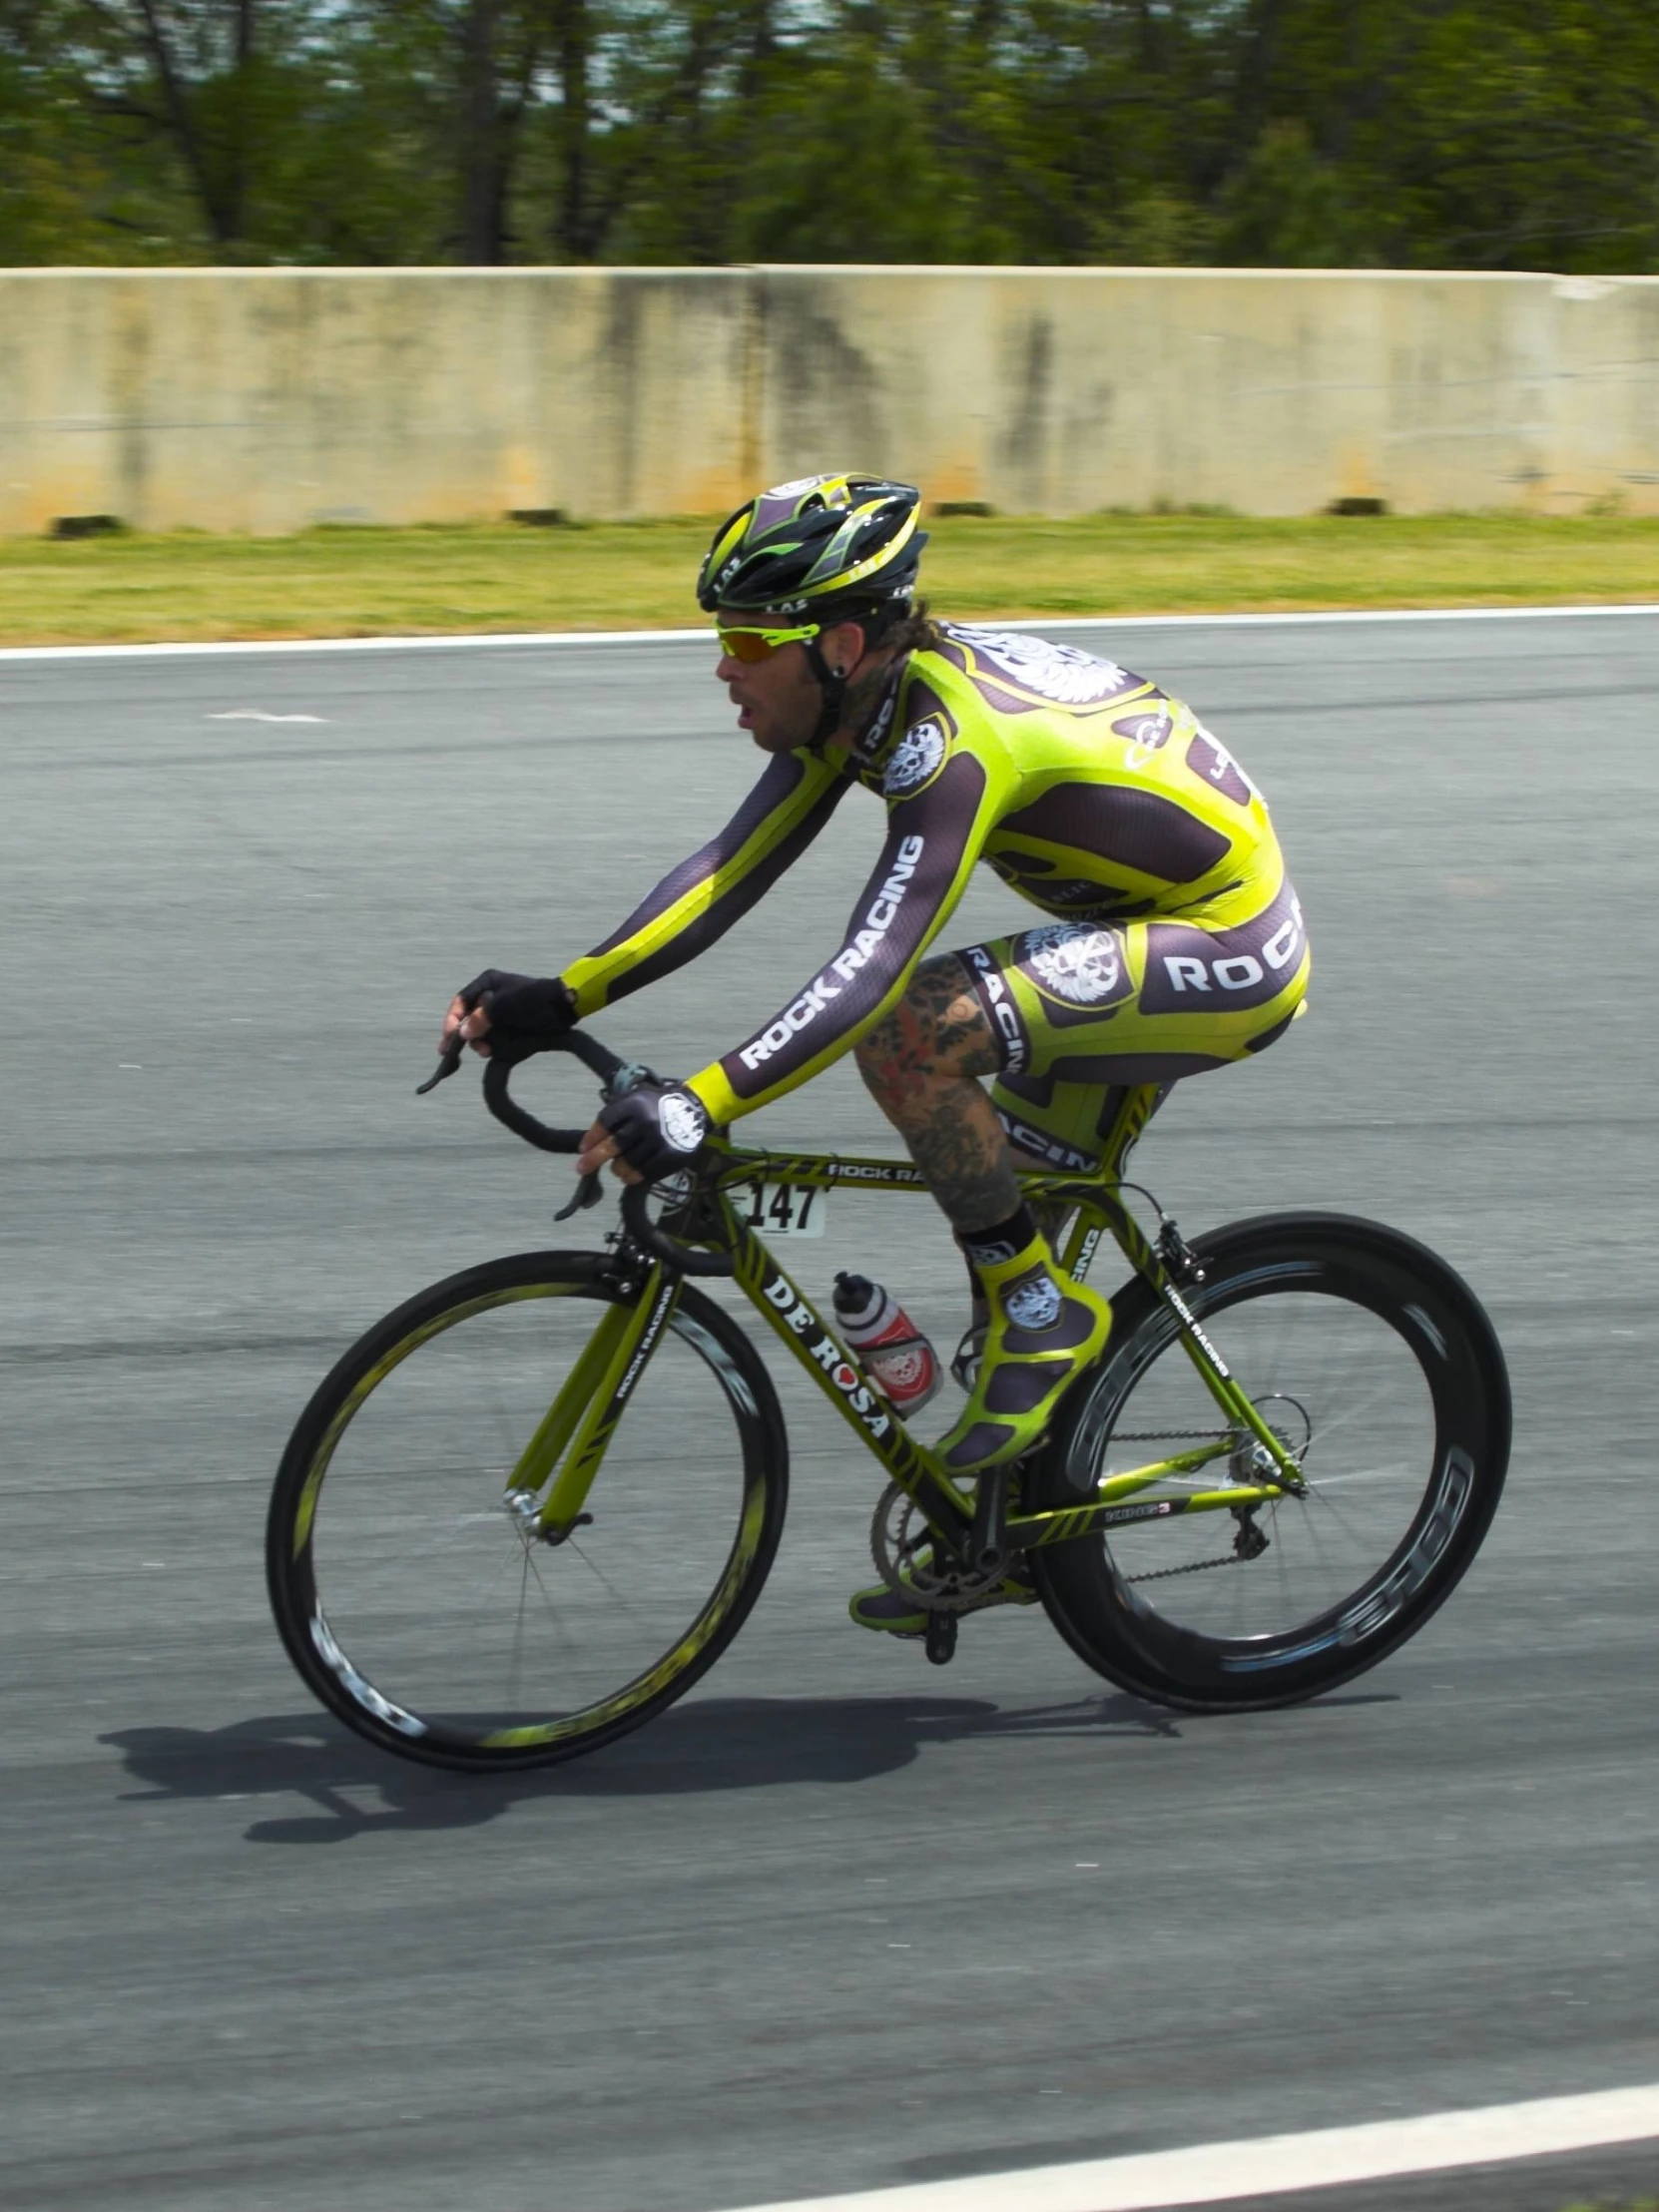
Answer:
[
  {"xmin": 1029, "ymin": 1212, "xmax": 1509, "ymax": 1711},
  {"xmin": 267, "ymin": 1251, "xmax": 789, "ymax": 1771}
]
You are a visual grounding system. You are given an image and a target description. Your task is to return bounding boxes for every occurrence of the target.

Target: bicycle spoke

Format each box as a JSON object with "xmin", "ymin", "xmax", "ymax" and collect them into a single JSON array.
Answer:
[
  {"xmin": 1087, "ymin": 1274, "xmax": 1441, "ymax": 1638},
  {"xmin": 277, "ymin": 1268, "xmax": 781, "ymax": 1757}
]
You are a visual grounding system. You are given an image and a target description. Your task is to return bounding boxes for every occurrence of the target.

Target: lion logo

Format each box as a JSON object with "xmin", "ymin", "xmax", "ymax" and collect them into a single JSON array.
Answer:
[
  {"xmin": 951, "ymin": 626, "xmax": 1133, "ymax": 705},
  {"xmin": 882, "ymin": 719, "xmax": 947, "ymax": 798},
  {"xmin": 660, "ymin": 1093, "xmax": 709, "ymax": 1153},
  {"xmin": 1004, "ymin": 1272, "xmax": 1063, "ymax": 1332},
  {"xmin": 1020, "ymin": 923, "xmax": 1124, "ymax": 1005}
]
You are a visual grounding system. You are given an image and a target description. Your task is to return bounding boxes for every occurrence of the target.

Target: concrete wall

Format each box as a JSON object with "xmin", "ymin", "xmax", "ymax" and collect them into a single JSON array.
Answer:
[{"xmin": 3, "ymin": 265, "xmax": 1658, "ymax": 532}]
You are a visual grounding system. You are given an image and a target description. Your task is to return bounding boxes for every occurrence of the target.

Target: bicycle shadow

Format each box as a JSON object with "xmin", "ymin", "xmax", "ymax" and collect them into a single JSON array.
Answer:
[{"xmin": 100, "ymin": 1686, "xmax": 1195, "ymax": 1845}]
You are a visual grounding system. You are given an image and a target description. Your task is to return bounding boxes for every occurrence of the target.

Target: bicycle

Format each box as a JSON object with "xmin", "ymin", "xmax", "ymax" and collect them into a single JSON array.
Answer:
[{"xmin": 266, "ymin": 1028, "xmax": 1511, "ymax": 1772}]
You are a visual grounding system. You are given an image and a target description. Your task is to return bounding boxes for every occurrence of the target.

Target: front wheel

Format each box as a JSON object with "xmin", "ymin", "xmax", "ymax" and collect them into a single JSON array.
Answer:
[
  {"xmin": 1030, "ymin": 1213, "xmax": 1510, "ymax": 1710},
  {"xmin": 267, "ymin": 1252, "xmax": 789, "ymax": 1770}
]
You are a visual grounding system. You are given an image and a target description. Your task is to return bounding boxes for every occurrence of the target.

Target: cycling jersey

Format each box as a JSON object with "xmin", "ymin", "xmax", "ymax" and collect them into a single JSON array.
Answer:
[{"xmin": 558, "ymin": 624, "xmax": 1310, "ymax": 1127}]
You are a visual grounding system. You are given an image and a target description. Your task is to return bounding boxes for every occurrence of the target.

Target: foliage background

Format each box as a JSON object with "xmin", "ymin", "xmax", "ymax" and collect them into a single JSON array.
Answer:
[{"xmin": 2, "ymin": 1, "xmax": 1656, "ymax": 272}]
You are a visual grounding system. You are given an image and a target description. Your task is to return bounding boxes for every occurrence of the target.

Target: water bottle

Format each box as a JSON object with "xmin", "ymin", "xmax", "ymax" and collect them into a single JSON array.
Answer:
[{"xmin": 832, "ymin": 1273, "xmax": 942, "ymax": 1414}]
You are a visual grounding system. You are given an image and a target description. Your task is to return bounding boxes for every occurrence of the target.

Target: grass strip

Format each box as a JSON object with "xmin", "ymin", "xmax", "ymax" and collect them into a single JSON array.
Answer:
[{"xmin": 2, "ymin": 512, "xmax": 1658, "ymax": 647}]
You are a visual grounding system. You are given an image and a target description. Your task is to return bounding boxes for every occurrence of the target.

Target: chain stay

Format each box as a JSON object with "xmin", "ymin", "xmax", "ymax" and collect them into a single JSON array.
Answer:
[{"xmin": 1110, "ymin": 1417, "xmax": 1252, "ymax": 1581}]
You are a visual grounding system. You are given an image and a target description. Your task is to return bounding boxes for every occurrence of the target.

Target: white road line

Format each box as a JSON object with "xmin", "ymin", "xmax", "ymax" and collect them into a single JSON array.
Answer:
[
  {"xmin": 206, "ymin": 709, "xmax": 328, "ymax": 723},
  {"xmin": 3, "ymin": 603, "xmax": 1659, "ymax": 663},
  {"xmin": 0, "ymin": 626, "xmax": 712, "ymax": 663},
  {"xmin": 726, "ymin": 2084, "xmax": 1659, "ymax": 2212}
]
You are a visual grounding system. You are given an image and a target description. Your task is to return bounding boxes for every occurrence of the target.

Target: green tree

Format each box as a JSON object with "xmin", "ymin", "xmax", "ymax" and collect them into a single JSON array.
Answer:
[{"xmin": 0, "ymin": 0, "xmax": 1655, "ymax": 272}]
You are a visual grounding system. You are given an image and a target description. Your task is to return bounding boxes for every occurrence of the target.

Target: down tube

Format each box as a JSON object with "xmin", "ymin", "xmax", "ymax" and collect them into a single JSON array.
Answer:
[{"xmin": 726, "ymin": 1219, "xmax": 974, "ymax": 1553}]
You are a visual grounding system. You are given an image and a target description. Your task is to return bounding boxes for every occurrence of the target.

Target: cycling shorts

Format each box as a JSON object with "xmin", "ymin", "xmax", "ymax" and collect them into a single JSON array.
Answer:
[{"xmin": 956, "ymin": 875, "xmax": 1311, "ymax": 1174}]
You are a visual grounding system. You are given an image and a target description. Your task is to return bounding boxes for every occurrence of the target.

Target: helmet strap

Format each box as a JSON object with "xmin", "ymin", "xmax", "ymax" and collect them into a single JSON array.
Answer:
[{"xmin": 804, "ymin": 633, "xmax": 849, "ymax": 752}]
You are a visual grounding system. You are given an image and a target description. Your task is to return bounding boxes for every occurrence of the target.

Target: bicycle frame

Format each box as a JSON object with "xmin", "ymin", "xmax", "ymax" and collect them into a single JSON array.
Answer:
[{"xmin": 515, "ymin": 1080, "xmax": 1304, "ymax": 1560}]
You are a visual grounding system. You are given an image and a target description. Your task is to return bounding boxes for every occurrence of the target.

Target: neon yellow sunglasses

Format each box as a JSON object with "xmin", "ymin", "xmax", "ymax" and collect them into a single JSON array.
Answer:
[{"xmin": 717, "ymin": 621, "xmax": 823, "ymax": 663}]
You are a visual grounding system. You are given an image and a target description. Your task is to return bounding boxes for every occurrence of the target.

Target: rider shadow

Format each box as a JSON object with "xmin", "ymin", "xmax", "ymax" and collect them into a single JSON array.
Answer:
[{"xmin": 100, "ymin": 1688, "xmax": 1191, "ymax": 1846}]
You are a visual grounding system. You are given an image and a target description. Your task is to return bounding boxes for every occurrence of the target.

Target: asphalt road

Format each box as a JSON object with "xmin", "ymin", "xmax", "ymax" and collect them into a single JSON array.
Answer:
[{"xmin": 4, "ymin": 612, "xmax": 1657, "ymax": 2212}]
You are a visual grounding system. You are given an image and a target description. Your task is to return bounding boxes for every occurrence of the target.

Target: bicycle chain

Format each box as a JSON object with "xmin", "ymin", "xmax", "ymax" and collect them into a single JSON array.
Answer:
[
  {"xmin": 871, "ymin": 1429, "xmax": 1269, "ymax": 1593},
  {"xmin": 1128, "ymin": 1550, "xmax": 1249, "ymax": 1583},
  {"xmin": 1111, "ymin": 1428, "xmax": 1223, "ymax": 1442},
  {"xmin": 1113, "ymin": 1426, "xmax": 1267, "ymax": 1581}
]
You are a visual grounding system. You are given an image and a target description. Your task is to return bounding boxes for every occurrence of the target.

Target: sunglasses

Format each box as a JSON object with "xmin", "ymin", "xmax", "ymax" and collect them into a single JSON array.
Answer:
[{"xmin": 717, "ymin": 621, "xmax": 822, "ymax": 664}]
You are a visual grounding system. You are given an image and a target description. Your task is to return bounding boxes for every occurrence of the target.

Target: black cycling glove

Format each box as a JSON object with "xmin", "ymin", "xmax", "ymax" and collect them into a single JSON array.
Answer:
[
  {"xmin": 458, "ymin": 969, "xmax": 576, "ymax": 1065},
  {"xmin": 598, "ymin": 1083, "xmax": 711, "ymax": 1183}
]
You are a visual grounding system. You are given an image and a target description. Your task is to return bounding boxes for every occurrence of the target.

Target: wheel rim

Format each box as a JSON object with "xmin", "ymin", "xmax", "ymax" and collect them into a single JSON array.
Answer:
[
  {"xmin": 1066, "ymin": 1252, "xmax": 1490, "ymax": 1683},
  {"xmin": 285, "ymin": 1283, "xmax": 769, "ymax": 1756}
]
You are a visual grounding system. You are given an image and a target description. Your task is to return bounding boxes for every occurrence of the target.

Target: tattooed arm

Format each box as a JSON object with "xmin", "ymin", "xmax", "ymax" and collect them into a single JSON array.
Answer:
[{"xmin": 684, "ymin": 749, "xmax": 998, "ymax": 1124}]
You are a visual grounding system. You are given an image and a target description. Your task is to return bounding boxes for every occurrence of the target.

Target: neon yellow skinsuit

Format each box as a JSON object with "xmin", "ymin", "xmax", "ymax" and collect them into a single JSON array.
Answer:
[{"xmin": 559, "ymin": 623, "xmax": 1309, "ymax": 1170}]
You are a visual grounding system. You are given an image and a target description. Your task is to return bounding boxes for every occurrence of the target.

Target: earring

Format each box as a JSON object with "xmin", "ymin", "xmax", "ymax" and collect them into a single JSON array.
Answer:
[{"xmin": 831, "ymin": 666, "xmax": 846, "ymax": 678}]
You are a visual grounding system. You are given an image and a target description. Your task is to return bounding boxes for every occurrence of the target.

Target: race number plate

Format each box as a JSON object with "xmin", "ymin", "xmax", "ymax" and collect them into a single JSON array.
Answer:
[{"xmin": 740, "ymin": 1182, "xmax": 827, "ymax": 1239}]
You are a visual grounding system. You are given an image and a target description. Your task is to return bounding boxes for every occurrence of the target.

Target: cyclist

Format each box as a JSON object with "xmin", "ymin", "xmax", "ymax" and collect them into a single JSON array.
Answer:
[{"xmin": 441, "ymin": 472, "xmax": 1310, "ymax": 1635}]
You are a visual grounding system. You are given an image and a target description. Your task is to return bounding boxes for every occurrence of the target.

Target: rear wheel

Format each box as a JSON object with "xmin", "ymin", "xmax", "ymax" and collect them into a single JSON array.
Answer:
[
  {"xmin": 1031, "ymin": 1213, "xmax": 1509, "ymax": 1710},
  {"xmin": 267, "ymin": 1252, "xmax": 788, "ymax": 1770}
]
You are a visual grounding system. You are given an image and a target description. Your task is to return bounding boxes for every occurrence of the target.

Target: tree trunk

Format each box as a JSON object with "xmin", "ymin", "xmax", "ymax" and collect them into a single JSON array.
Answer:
[
  {"xmin": 554, "ymin": 0, "xmax": 590, "ymax": 260},
  {"xmin": 134, "ymin": 0, "xmax": 239, "ymax": 245},
  {"xmin": 224, "ymin": 0, "xmax": 257, "ymax": 244},
  {"xmin": 460, "ymin": 0, "xmax": 508, "ymax": 263}
]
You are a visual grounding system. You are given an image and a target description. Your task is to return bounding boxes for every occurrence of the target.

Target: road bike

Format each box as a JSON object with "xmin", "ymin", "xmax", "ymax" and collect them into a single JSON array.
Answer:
[{"xmin": 266, "ymin": 1028, "xmax": 1510, "ymax": 1772}]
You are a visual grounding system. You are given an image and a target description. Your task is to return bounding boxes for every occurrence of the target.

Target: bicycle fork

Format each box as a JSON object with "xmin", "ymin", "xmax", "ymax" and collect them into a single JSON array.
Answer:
[{"xmin": 502, "ymin": 1264, "xmax": 681, "ymax": 1541}]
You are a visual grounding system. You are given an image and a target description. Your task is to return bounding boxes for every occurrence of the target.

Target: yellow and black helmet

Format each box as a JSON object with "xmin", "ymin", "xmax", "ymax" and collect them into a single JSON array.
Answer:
[{"xmin": 697, "ymin": 473, "xmax": 926, "ymax": 615}]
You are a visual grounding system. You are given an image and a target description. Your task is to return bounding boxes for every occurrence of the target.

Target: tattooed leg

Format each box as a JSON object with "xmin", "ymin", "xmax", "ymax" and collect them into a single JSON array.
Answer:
[{"xmin": 853, "ymin": 954, "xmax": 1021, "ymax": 1234}]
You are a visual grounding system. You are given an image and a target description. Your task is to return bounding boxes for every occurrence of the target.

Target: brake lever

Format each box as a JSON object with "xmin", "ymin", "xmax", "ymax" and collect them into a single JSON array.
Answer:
[
  {"xmin": 416, "ymin": 1037, "xmax": 466, "ymax": 1095},
  {"xmin": 554, "ymin": 1170, "xmax": 604, "ymax": 1221}
]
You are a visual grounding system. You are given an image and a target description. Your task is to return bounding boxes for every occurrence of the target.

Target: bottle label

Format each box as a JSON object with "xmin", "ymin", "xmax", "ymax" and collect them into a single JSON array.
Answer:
[
  {"xmin": 836, "ymin": 1279, "xmax": 942, "ymax": 1412},
  {"xmin": 869, "ymin": 1341, "xmax": 934, "ymax": 1397}
]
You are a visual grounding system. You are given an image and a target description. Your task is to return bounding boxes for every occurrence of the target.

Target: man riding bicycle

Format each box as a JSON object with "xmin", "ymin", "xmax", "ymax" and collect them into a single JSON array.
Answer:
[{"xmin": 440, "ymin": 472, "xmax": 1310, "ymax": 1636}]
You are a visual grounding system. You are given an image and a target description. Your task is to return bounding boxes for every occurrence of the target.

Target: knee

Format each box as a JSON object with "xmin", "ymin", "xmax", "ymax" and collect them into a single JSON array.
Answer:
[
  {"xmin": 856, "ymin": 959, "xmax": 1001, "ymax": 1105},
  {"xmin": 854, "ymin": 1008, "xmax": 911, "ymax": 1106}
]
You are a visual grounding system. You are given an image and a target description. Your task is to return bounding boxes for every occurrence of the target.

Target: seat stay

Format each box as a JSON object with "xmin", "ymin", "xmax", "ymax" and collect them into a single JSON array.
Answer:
[
  {"xmin": 1094, "ymin": 1438, "xmax": 1237, "ymax": 1496},
  {"xmin": 1027, "ymin": 1178, "xmax": 1305, "ymax": 1487},
  {"xmin": 1172, "ymin": 1325, "xmax": 1304, "ymax": 1481}
]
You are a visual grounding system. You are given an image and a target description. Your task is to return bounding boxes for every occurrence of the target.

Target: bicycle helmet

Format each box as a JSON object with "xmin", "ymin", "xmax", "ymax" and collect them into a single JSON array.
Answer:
[
  {"xmin": 699, "ymin": 474, "xmax": 927, "ymax": 746},
  {"xmin": 697, "ymin": 473, "xmax": 925, "ymax": 618}
]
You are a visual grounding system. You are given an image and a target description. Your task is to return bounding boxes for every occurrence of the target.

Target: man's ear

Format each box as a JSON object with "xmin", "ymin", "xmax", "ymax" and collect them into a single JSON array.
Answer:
[{"xmin": 824, "ymin": 619, "xmax": 867, "ymax": 679}]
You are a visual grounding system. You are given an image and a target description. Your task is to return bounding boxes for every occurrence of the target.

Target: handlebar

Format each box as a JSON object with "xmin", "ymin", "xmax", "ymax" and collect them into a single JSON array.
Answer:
[
  {"xmin": 417, "ymin": 1026, "xmax": 734, "ymax": 1275},
  {"xmin": 619, "ymin": 1181, "xmax": 735, "ymax": 1278},
  {"xmin": 480, "ymin": 1031, "xmax": 627, "ymax": 1153}
]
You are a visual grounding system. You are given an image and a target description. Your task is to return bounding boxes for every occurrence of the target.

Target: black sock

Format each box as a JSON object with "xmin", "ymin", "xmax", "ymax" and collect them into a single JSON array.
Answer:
[{"xmin": 958, "ymin": 1203, "xmax": 1039, "ymax": 1276}]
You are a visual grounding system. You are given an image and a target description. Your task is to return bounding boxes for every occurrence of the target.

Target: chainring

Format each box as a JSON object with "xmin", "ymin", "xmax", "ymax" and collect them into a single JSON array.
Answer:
[{"xmin": 868, "ymin": 1480, "xmax": 1014, "ymax": 1614}]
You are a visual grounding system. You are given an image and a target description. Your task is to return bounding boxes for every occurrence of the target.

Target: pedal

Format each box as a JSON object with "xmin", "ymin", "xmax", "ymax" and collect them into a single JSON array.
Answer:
[{"xmin": 924, "ymin": 1611, "xmax": 958, "ymax": 1666}]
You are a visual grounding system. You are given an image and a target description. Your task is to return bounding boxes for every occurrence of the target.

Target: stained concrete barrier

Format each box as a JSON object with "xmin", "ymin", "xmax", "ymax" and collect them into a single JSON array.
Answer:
[{"xmin": 3, "ymin": 265, "xmax": 1657, "ymax": 532}]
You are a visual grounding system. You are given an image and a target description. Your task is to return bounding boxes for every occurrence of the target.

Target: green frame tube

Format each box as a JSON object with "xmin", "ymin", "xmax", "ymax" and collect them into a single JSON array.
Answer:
[{"xmin": 519, "ymin": 1079, "xmax": 1303, "ymax": 1558}]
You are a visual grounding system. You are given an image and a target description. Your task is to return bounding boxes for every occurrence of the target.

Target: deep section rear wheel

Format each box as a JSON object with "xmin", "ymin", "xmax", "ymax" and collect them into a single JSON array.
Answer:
[
  {"xmin": 1031, "ymin": 1213, "xmax": 1509, "ymax": 1710},
  {"xmin": 267, "ymin": 1252, "xmax": 788, "ymax": 1770}
]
